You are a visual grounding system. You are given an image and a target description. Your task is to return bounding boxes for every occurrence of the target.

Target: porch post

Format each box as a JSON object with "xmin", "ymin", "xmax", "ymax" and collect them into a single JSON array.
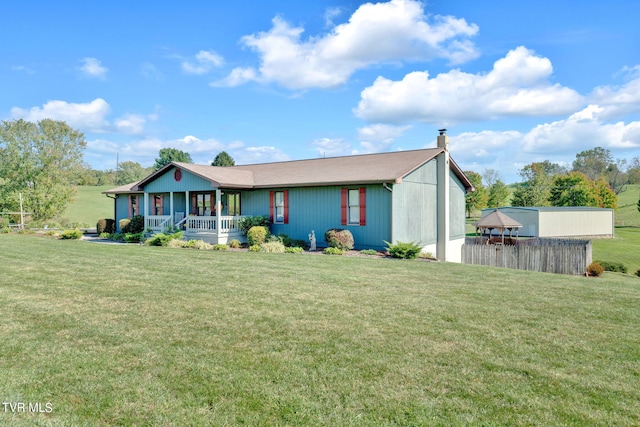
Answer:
[
  {"xmin": 170, "ymin": 192, "xmax": 174, "ymax": 226},
  {"xmin": 144, "ymin": 192, "xmax": 149, "ymax": 230},
  {"xmin": 216, "ymin": 189, "xmax": 222, "ymax": 233},
  {"xmin": 185, "ymin": 191, "xmax": 190, "ymax": 216}
]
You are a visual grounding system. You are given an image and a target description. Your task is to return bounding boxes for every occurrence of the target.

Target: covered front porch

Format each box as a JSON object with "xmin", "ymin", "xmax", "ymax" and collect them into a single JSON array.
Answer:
[{"xmin": 144, "ymin": 188, "xmax": 248, "ymax": 244}]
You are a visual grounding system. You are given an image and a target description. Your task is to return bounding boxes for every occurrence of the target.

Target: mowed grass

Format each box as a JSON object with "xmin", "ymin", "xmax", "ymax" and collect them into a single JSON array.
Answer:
[
  {"xmin": 593, "ymin": 226, "xmax": 640, "ymax": 274},
  {"xmin": 1, "ymin": 235, "xmax": 639, "ymax": 426},
  {"xmin": 62, "ymin": 185, "xmax": 114, "ymax": 227}
]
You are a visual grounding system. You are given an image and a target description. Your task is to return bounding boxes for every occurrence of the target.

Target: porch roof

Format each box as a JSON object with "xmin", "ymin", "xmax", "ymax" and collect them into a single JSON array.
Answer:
[{"xmin": 102, "ymin": 181, "xmax": 143, "ymax": 194}]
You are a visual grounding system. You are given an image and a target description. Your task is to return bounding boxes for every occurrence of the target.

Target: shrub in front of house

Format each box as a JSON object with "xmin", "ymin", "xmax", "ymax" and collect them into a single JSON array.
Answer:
[
  {"xmin": 324, "ymin": 247, "xmax": 345, "ymax": 255},
  {"xmin": 60, "ymin": 229, "xmax": 83, "ymax": 240},
  {"xmin": 228, "ymin": 239, "xmax": 241, "ymax": 248},
  {"xmin": 122, "ymin": 215, "xmax": 145, "ymax": 234},
  {"xmin": 212, "ymin": 244, "xmax": 229, "ymax": 251},
  {"xmin": 247, "ymin": 226, "xmax": 269, "ymax": 246},
  {"xmin": 259, "ymin": 241, "xmax": 285, "ymax": 253},
  {"xmin": 96, "ymin": 218, "xmax": 116, "ymax": 234},
  {"xmin": 124, "ymin": 232, "xmax": 144, "ymax": 243},
  {"xmin": 119, "ymin": 218, "xmax": 131, "ymax": 232},
  {"xmin": 587, "ymin": 262, "xmax": 604, "ymax": 277},
  {"xmin": 249, "ymin": 244, "xmax": 261, "ymax": 252},
  {"xmin": 595, "ymin": 260, "xmax": 628, "ymax": 274},
  {"xmin": 285, "ymin": 246, "xmax": 304, "ymax": 254},
  {"xmin": 145, "ymin": 231, "xmax": 183, "ymax": 247},
  {"xmin": 385, "ymin": 240, "xmax": 422, "ymax": 259},
  {"xmin": 360, "ymin": 249, "xmax": 378, "ymax": 255},
  {"xmin": 324, "ymin": 229, "xmax": 354, "ymax": 250},
  {"xmin": 238, "ymin": 215, "xmax": 270, "ymax": 234}
]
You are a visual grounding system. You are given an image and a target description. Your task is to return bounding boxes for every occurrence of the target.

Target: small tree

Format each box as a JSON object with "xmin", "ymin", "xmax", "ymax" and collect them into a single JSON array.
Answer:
[
  {"xmin": 153, "ymin": 148, "xmax": 193, "ymax": 171},
  {"xmin": 211, "ymin": 151, "xmax": 235, "ymax": 167},
  {"xmin": 464, "ymin": 171, "xmax": 488, "ymax": 217},
  {"xmin": 487, "ymin": 179, "xmax": 510, "ymax": 208}
]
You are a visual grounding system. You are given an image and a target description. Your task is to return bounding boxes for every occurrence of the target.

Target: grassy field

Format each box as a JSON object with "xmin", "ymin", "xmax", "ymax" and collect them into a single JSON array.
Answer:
[
  {"xmin": 1, "ymin": 234, "xmax": 639, "ymax": 426},
  {"xmin": 62, "ymin": 185, "xmax": 114, "ymax": 228}
]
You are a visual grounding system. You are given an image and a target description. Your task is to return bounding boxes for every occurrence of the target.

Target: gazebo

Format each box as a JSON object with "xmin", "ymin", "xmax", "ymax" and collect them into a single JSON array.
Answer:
[{"xmin": 474, "ymin": 209, "xmax": 523, "ymax": 245}]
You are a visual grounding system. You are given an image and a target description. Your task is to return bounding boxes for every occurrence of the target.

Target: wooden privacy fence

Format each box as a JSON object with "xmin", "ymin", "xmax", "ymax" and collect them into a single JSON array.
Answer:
[{"xmin": 462, "ymin": 239, "xmax": 592, "ymax": 275}]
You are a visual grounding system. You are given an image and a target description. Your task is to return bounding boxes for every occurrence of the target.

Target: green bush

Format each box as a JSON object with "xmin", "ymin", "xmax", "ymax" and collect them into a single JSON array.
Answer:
[
  {"xmin": 259, "ymin": 241, "xmax": 286, "ymax": 253},
  {"xmin": 587, "ymin": 262, "xmax": 604, "ymax": 277},
  {"xmin": 0, "ymin": 217, "xmax": 7, "ymax": 230},
  {"xmin": 99, "ymin": 232, "xmax": 110, "ymax": 238},
  {"xmin": 285, "ymin": 246, "xmax": 305, "ymax": 254},
  {"xmin": 123, "ymin": 215, "xmax": 145, "ymax": 234},
  {"xmin": 238, "ymin": 215, "xmax": 270, "ymax": 234},
  {"xmin": 96, "ymin": 218, "xmax": 115, "ymax": 234},
  {"xmin": 360, "ymin": 249, "xmax": 378, "ymax": 255},
  {"xmin": 595, "ymin": 260, "xmax": 628, "ymax": 274},
  {"xmin": 119, "ymin": 218, "xmax": 131, "ymax": 232},
  {"xmin": 385, "ymin": 240, "xmax": 422, "ymax": 259},
  {"xmin": 247, "ymin": 226, "xmax": 269, "ymax": 246},
  {"xmin": 45, "ymin": 230, "xmax": 59, "ymax": 237},
  {"xmin": 124, "ymin": 232, "xmax": 144, "ymax": 243},
  {"xmin": 108, "ymin": 232, "xmax": 125, "ymax": 242},
  {"xmin": 145, "ymin": 231, "xmax": 184, "ymax": 247},
  {"xmin": 324, "ymin": 229, "xmax": 354, "ymax": 250},
  {"xmin": 60, "ymin": 229, "xmax": 83, "ymax": 240},
  {"xmin": 249, "ymin": 244, "xmax": 261, "ymax": 252},
  {"xmin": 324, "ymin": 247, "xmax": 345, "ymax": 255},
  {"xmin": 228, "ymin": 239, "xmax": 241, "ymax": 248},
  {"xmin": 212, "ymin": 244, "xmax": 229, "ymax": 251}
]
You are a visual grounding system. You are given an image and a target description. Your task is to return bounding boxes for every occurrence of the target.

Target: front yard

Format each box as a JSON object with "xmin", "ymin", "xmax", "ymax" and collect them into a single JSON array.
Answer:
[{"xmin": 1, "ymin": 234, "xmax": 639, "ymax": 426}]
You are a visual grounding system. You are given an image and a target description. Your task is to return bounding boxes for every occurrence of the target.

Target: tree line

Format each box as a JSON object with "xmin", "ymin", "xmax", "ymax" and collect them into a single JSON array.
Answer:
[
  {"xmin": 0, "ymin": 119, "xmax": 235, "ymax": 222},
  {"xmin": 465, "ymin": 147, "xmax": 640, "ymax": 217}
]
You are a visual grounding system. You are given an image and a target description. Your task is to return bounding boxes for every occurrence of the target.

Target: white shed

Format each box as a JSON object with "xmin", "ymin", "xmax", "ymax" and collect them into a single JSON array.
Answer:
[{"xmin": 480, "ymin": 207, "xmax": 614, "ymax": 238}]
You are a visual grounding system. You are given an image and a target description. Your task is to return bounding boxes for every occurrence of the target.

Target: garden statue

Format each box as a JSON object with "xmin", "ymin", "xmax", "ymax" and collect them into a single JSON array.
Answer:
[{"xmin": 308, "ymin": 230, "xmax": 316, "ymax": 251}]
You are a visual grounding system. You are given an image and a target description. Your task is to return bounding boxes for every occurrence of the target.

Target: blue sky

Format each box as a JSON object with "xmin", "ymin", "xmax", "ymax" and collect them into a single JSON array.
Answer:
[{"xmin": 2, "ymin": 0, "xmax": 639, "ymax": 183}]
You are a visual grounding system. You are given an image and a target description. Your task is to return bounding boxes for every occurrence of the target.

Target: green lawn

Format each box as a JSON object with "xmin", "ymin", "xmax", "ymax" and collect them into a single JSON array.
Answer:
[
  {"xmin": 62, "ymin": 185, "xmax": 114, "ymax": 228},
  {"xmin": 1, "ymin": 234, "xmax": 639, "ymax": 426},
  {"xmin": 593, "ymin": 226, "xmax": 640, "ymax": 275}
]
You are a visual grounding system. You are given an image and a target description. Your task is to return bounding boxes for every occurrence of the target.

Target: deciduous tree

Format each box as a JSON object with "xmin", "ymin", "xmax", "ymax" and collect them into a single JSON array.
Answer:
[
  {"xmin": 211, "ymin": 151, "xmax": 235, "ymax": 166},
  {"xmin": 464, "ymin": 171, "xmax": 488, "ymax": 217},
  {"xmin": 153, "ymin": 148, "xmax": 192, "ymax": 171},
  {"xmin": 0, "ymin": 119, "xmax": 86, "ymax": 220}
]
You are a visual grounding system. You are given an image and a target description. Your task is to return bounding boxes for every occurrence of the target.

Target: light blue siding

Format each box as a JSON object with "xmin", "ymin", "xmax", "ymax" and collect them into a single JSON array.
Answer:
[
  {"xmin": 391, "ymin": 160, "xmax": 438, "ymax": 245},
  {"xmin": 144, "ymin": 166, "xmax": 215, "ymax": 193},
  {"xmin": 241, "ymin": 185, "xmax": 391, "ymax": 250},
  {"xmin": 449, "ymin": 171, "xmax": 466, "ymax": 239},
  {"xmin": 390, "ymin": 159, "xmax": 467, "ymax": 244},
  {"xmin": 113, "ymin": 193, "xmax": 146, "ymax": 232}
]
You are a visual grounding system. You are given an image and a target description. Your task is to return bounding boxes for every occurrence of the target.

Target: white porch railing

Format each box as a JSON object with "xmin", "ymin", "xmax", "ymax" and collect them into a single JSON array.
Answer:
[
  {"xmin": 146, "ymin": 215, "xmax": 173, "ymax": 232},
  {"xmin": 185, "ymin": 215, "xmax": 248, "ymax": 234}
]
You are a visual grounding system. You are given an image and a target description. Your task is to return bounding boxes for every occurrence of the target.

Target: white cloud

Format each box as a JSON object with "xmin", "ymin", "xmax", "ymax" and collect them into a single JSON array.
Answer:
[
  {"xmin": 181, "ymin": 50, "xmax": 224, "ymax": 74},
  {"xmin": 141, "ymin": 62, "xmax": 163, "ymax": 80},
  {"xmin": 210, "ymin": 67, "xmax": 258, "ymax": 87},
  {"xmin": 80, "ymin": 57, "xmax": 108, "ymax": 79},
  {"xmin": 590, "ymin": 65, "xmax": 640, "ymax": 119},
  {"xmin": 11, "ymin": 98, "xmax": 111, "ymax": 132},
  {"xmin": 311, "ymin": 137, "xmax": 353, "ymax": 157},
  {"xmin": 114, "ymin": 114, "xmax": 149, "ymax": 135},
  {"xmin": 357, "ymin": 123, "xmax": 411, "ymax": 152},
  {"xmin": 355, "ymin": 46, "xmax": 584, "ymax": 124},
  {"xmin": 220, "ymin": 0, "xmax": 478, "ymax": 89},
  {"xmin": 441, "ymin": 105, "xmax": 640, "ymax": 183}
]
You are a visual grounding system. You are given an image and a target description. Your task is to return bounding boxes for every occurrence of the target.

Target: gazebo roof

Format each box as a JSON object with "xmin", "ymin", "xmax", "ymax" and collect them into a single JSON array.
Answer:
[{"xmin": 474, "ymin": 209, "xmax": 523, "ymax": 229}]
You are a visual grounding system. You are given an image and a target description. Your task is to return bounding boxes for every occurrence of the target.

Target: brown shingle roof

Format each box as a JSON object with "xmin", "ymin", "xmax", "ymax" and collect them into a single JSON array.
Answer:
[
  {"xmin": 102, "ymin": 181, "xmax": 143, "ymax": 194},
  {"xmin": 104, "ymin": 148, "xmax": 474, "ymax": 193},
  {"xmin": 474, "ymin": 209, "xmax": 523, "ymax": 229}
]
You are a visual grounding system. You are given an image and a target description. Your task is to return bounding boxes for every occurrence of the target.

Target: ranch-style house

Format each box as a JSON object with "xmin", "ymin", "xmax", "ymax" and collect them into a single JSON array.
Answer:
[{"xmin": 104, "ymin": 131, "xmax": 474, "ymax": 262}]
